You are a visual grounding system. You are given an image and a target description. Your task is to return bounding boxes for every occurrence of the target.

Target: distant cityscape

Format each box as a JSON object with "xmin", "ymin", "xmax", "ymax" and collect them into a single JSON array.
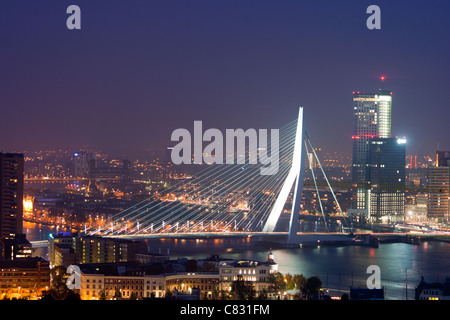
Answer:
[
  {"xmin": 15, "ymin": 141, "xmax": 447, "ymax": 234},
  {"xmin": 1, "ymin": 86, "xmax": 449, "ymax": 302}
]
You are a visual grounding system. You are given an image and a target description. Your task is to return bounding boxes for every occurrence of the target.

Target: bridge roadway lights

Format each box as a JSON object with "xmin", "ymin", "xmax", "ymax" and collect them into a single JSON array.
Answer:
[
  {"xmin": 103, "ymin": 232, "xmax": 356, "ymax": 247},
  {"xmin": 105, "ymin": 231, "xmax": 289, "ymax": 240}
]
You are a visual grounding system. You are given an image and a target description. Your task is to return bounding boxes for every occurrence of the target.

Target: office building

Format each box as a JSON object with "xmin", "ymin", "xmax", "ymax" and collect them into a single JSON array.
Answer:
[
  {"xmin": 352, "ymin": 90, "xmax": 392, "ymax": 212},
  {"xmin": 367, "ymin": 138, "xmax": 406, "ymax": 222},
  {"xmin": 0, "ymin": 152, "xmax": 24, "ymax": 239},
  {"xmin": 405, "ymin": 193, "xmax": 428, "ymax": 223},
  {"xmin": 427, "ymin": 160, "xmax": 450, "ymax": 223}
]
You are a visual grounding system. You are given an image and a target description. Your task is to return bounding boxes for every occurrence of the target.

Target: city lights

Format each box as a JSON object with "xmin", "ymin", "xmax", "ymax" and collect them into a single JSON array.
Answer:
[{"xmin": 1, "ymin": 1, "xmax": 449, "ymax": 311}]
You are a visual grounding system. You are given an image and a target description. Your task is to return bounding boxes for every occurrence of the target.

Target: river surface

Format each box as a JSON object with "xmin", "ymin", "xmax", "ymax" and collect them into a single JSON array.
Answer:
[{"xmin": 25, "ymin": 222, "xmax": 450, "ymax": 300}]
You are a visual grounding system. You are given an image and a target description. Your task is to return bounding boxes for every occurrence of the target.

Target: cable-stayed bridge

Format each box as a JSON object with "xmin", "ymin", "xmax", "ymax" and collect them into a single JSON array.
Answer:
[{"xmin": 89, "ymin": 108, "xmax": 355, "ymax": 245}]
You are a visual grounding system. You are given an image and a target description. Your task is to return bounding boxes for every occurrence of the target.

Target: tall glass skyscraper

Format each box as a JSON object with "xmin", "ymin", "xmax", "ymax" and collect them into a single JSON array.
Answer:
[
  {"xmin": 368, "ymin": 138, "xmax": 406, "ymax": 222},
  {"xmin": 352, "ymin": 89, "xmax": 392, "ymax": 213}
]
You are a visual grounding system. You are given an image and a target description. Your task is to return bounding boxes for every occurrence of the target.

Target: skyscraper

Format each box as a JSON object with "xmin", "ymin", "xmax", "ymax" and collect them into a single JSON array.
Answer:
[
  {"xmin": 352, "ymin": 89, "xmax": 392, "ymax": 212},
  {"xmin": 367, "ymin": 138, "xmax": 406, "ymax": 222},
  {"xmin": 73, "ymin": 151, "xmax": 96, "ymax": 177},
  {"xmin": 0, "ymin": 153, "xmax": 24, "ymax": 238},
  {"xmin": 427, "ymin": 151, "xmax": 450, "ymax": 223}
]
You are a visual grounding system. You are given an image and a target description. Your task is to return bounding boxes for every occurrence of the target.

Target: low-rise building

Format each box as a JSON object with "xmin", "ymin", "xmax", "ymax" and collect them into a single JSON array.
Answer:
[
  {"xmin": 143, "ymin": 275, "xmax": 165, "ymax": 298},
  {"xmin": 218, "ymin": 251, "xmax": 278, "ymax": 296},
  {"xmin": 415, "ymin": 276, "xmax": 450, "ymax": 300},
  {"xmin": 75, "ymin": 252, "xmax": 277, "ymax": 300},
  {"xmin": 0, "ymin": 257, "xmax": 50, "ymax": 299},
  {"xmin": 165, "ymin": 272, "xmax": 219, "ymax": 299},
  {"xmin": 78, "ymin": 263, "xmax": 166, "ymax": 300}
]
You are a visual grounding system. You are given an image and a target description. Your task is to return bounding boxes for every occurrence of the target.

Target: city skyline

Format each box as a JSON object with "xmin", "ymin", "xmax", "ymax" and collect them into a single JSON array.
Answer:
[
  {"xmin": 1, "ymin": 1, "xmax": 449, "ymax": 159},
  {"xmin": 2, "ymin": 1, "xmax": 450, "ymax": 306}
]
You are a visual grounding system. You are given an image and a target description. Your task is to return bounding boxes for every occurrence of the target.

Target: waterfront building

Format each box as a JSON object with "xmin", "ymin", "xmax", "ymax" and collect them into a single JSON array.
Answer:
[
  {"xmin": 427, "ymin": 167, "xmax": 450, "ymax": 223},
  {"xmin": 218, "ymin": 252, "xmax": 278, "ymax": 296},
  {"xmin": 76, "ymin": 252, "xmax": 277, "ymax": 300},
  {"xmin": 367, "ymin": 137, "xmax": 406, "ymax": 222},
  {"xmin": 79, "ymin": 262, "xmax": 217, "ymax": 300},
  {"xmin": 78, "ymin": 262, "xmax": 161, "ymax": 300},
  {"xmin": 165, "ymin": 272, "xmax": 219, "ymax": 299},
  {"xmin": 0, "ymin": 257, "xmax": 50, "ymax": 299},
  {"xmin": 427, "ymin": 152, "xmax": 450, "ymax": 223},
  {"xmin": 48, "ymin": 233, "xmax": 144, "ymax": 267},
  {"xmin": 405, "ymin": 193, "xmax": 428, "ymax": 223},
  {"xmin": 415, "ymin": 276, "xmax": 450, "ymax": 300},
  {"xmin": 351, "ymin": 90, "xmax": 392, "ymax": 216},
  {"xmin": 80, "ymin": 273, "xmax": 155, "ymax": 300}
]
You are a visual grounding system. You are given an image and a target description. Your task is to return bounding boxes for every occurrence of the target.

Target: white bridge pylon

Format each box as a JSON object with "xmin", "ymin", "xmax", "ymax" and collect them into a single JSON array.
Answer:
[{"xmin": 262, "ymin": 107, "xmax": 305, "ymax": 244}]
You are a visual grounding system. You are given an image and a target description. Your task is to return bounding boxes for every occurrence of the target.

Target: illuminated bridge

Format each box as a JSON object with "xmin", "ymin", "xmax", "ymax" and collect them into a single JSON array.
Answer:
[{"xmin": 88, "ymin": 108, "xmax": 354, "ymax": 245}]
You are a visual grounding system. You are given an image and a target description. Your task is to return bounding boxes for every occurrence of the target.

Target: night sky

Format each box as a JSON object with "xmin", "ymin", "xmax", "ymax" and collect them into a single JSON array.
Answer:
[{"xmin": 1, "ymin": 0, "xmax": 449, "ymax": 159}]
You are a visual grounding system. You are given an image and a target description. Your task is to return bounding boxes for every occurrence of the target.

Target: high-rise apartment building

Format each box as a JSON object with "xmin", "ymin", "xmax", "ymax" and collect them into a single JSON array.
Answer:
[
  {"xmin": 0, "ymin": 152, "xmax": 24, "ymax": 238},
  {"xmin": 351, "ymin": 89, "xmax": 393, "ymax": 213}
]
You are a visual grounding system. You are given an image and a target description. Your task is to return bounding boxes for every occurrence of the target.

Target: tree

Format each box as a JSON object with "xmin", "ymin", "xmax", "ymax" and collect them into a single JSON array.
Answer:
[
  {"xmin": 130, "ymin": 291, "xmax": 138, "ymax": 300},
  {"xmin": 114, "ymin": 288, "xmax": 122, "ymax": 300},
  {"xmin": 99, "ymin": 290, "xmax": 107, "ymax": 300},
  {"xmin": 292, "ymin": 274, "xmax": 306, "ymax": 291},
  {"xmin": 269, "ymin": 272, "xmax": 286, "ymax": 291},
  {"xmin": 304, "ymin": 276, "xmax": 322, "ymax": 300},
  {"xmin": 233, "ymin": 275, "xmax": 255, "ymax": 300},
  {"xmin": 257, "ymin": 289, "xmax": 268, "ymax": 300},
  {"xmin": 284, "ymin": 273, "xmax": 294, "ymax": 290},
  {"xmin": 165, "ymin": 288, "xmax": 173, "ymax": 299},
  {"xmin": 49, "ymin": 265, "xmax": 70, "ymax": 300}
]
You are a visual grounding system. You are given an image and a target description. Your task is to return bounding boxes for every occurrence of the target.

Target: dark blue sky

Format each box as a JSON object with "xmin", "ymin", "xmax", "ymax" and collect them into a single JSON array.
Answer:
[{"xmin": 1, "ymin": 0, "xmax": 449, "ymax": 159}]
